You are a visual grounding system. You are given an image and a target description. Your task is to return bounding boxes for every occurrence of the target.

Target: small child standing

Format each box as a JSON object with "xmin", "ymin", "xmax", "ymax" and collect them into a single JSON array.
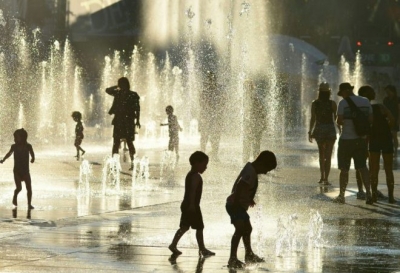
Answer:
[
  {"xmin": 72, "ymin": 111, "xmax": 85, "ymax": 160},
  {"xmin": 168, "ymin": 151, "xmax": 215, "ymax": 257},
  {"xmin": 0, "ymin": 128, "xmax": 35, "ymax": 209},
  {"xmin": 226, "ymin": 150, "xmax": 277, "ymax": 269},
  {"xmin": 160, "ymin": 106, "xmax": 182, "ymax": 158}
]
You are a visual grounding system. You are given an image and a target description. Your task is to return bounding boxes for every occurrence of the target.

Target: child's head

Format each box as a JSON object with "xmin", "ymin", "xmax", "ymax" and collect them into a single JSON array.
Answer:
[
  {"xmin": 254, "ymin": 150, "xmax": 277, "ymax": 174},
  {"xmin": 189, "ymin": 151, "xmax": 209, "ymax": 174},
  {"xmin": 14, "ymin": 128, "xmax": 28, "ymax": 144},
  {"xmin": 166, "ymin": 105, "xmax": 174, "ymax": 115},
  {"xmin": 71, "ymin": 111, "xmax": 82, "ymax": 121}
]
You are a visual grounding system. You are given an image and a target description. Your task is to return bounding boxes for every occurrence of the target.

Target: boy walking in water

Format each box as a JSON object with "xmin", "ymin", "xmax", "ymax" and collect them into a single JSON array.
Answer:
[
  {"xmin": 226, "ymin": 150, "xmax": 277, "ymax": 268},
  {"xmin": 72, "ymin": 111, "xmax": 85, "ymax": 160},
  {"xmin": 160, "ymin": 105, "xmax": 182, "ymax": 158},
  {"xmin": 168, "ymin": 151, "xmax": 215, "ymax": 257},
  {"xmin": 0, "ymin": 128, "xmax": 35, "ymax": 209}
]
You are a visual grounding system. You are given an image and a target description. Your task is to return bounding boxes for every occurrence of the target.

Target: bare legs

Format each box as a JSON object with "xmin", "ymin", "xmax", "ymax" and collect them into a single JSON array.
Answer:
[
  {"xmin": 12, "ymin": 173, "xmax": 33, "ymax": 209},
  {"xmin": 338, "ymin": 167, "xmax": 371, "ymax": 204},
  {"xmin": 169, "ymin": 226, "xmax": 189, "ymax": 255},
  {"xmin": 369, "ymin": 152, "xmax": 396, "ymax": 203},
  {"xmin": 316, "ymin": 140, "xmax": 335, "ymax": 183},
  {"xmin": 392, "ymin": 131, "xmax": 398, "ymax": 156},
  {"xmin": 113, "ymin": 138, "xmax": 136, "ymax": 169},
  {"xmin": 169, "ymin": 226, "xmax": 214, "ymax": 256},
  {"xmin": 74, "ymin": 138, "xmax": 85, "ymax": 160}
]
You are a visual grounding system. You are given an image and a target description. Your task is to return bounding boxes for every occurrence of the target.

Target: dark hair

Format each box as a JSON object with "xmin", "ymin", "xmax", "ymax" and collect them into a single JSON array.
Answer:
[
  {"xmin": 255, "ymin": 150, "xmax": 277, "ymax": 170},
  {"xmin": 118, "ymin": 77, "xmax": 130, "ymax": 90},
  {"xmin": 71, "ymin": 111, "xmax": 82, "ymax": 120},
  {"xmin": 358, "ymin": 85, "xmax": 374, "ymax": 100},
  {"xmin": 166, "ymin": 105, "xmax": 174, "ymax": 113},
  {"xmin": 14, "ymin": 128, "xmax": 28, "ymax": 144},
  {"xmin": 317, "ymin": 91, "xmax": 330, "ymax": 101},
  {"xmin": 189, "ymin": 151, "xmax": 209, "ymax": 166},
  {"xmin": 385, "ymin": 85, "xmax": 397, "ymax": 97}
]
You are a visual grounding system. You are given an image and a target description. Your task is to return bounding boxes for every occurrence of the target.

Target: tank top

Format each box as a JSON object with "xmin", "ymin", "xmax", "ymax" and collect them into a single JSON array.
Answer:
[
  {"xmin": 371, "ymin": 104, "xmax": 391, "ymax": 141},
  {"xmin": 181, "ymin": 171, "xmax": 203, "ymax": 209},
  {"xmin": 314, "ymin": 99, "xmax": 334, "ymax": 124}
]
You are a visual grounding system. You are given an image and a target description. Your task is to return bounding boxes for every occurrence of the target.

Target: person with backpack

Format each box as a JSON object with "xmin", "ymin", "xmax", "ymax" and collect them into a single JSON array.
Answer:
[{"xmin": 334, "ymin": 82, "xmax": 373, "ymax": 205}]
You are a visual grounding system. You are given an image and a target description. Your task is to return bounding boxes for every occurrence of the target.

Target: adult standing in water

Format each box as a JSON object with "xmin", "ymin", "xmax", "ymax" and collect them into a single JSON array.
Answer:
[
  {"xmin": 242, "ymin": 79, "xmax": 267, "ymax": 163},
  {"xmin": 106, "ymin": 77, "xmax": 140, "ymax": 170},
  {"xmin": 308, "ymin": 83, "xmax": 339, "ymax": 185},
  {"xmin": 199, "ymin": 71, "xmax": 224, "ymax": 161},
  {"xmin": 359, "ymin": 86, "xmax": 396, "ymax": 203},
  {"xmin": 334, "ymin": 82, "xmax": 373, "ymax": 204},
  {"xmin": 383, "ymin": 85, "xmax": 400, "ymax": 157}
]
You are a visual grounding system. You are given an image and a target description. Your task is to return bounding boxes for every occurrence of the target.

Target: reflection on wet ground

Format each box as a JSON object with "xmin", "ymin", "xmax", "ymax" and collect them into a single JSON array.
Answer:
[
  {"xmin": 321, "ymin": 219, "xmax": 400, "ymax": 272},
  {"xmin": 0, "ymin": 141, "xmax": 400, "ymax": 272}
]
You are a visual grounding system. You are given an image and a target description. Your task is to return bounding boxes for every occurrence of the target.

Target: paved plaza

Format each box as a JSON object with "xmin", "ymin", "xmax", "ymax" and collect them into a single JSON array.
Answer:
[{"xmin": 0, "ymin": 136, "xmax": 400, "ymax": 272}]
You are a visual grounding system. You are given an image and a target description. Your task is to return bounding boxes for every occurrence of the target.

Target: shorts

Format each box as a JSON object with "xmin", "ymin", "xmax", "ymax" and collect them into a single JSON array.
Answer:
[
  {"xmin": 168, "ymin": 134, "xmax": 179, "ymax": 151},
  {"xmin": 180, "ymin": 206, "xmax": 204, "ymax": 229},
  {"xmin": 312, "ymin": 123, "xmax": 337, "ymax": 143},
  {"xmin": 338, "ymin": 138, "xmax": 368, "ymax": 170},
  {"xmin": 226, "ymin": 203, "xmax": 250, "ymax": 224},
  {"xmin": 369, "ymin": 138, "xmax": 393, "ymax": 154},
  {"xmin": 74, "ymin": 137, "xmax": 83, "ymax": 146}
]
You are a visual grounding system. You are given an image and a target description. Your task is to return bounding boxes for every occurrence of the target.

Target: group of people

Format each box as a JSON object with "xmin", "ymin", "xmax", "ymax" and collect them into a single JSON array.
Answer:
[
  {"xmin": 2, "ymin": 74, "xmax": 398, "ymax": 268},
  {"xmin": 0, "ymin": 73, "xmax": 277, "ymax": 270},
  {"xmin": 309, "ymin": 82, "xmax": 398, "ymax": 204}
]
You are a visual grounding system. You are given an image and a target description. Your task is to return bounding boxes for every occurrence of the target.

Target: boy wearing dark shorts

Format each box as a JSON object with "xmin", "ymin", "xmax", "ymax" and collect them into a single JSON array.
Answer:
[
  {"xmin": 226, "ymin": 150, "xmax": 277, "ymax": 269},
  {"xmin": 168, "ymin": 151, "xmax": 215, "ymax": 258}
]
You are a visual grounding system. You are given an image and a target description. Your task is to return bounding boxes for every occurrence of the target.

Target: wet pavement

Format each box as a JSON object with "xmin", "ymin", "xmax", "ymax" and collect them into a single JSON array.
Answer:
[{"xmin": 1, "ymin": 137, "xmax": 400, "ymax": 272}]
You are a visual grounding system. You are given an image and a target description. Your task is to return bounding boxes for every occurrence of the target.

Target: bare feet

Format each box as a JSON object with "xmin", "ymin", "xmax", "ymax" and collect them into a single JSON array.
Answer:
[{"xmin": 199, "ymin": 248, "xmax": 215, "ymax": 257}]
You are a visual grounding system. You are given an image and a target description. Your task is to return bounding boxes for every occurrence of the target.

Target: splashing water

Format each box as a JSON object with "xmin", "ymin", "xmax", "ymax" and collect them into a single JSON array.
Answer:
[
  {"xmin": 0, "ymin": 10, "xmax": 6, "ymax": 26},
  {"xmin": 307, "ymin": 209, "xmax": 324, "ymax": 248},
  {"xmin": 239, "ymin": 1, "xmax": 251, "ymax": 16},
  {"xmin": 132, "ymin": 156, "xmax": 150, "ymax": 189},
  {"xmin": 79, "ymin": 159, "xmax": 92, "ymax": 193},
  {"xmin": 160, "ymin": 150, "xmax": 177, "ymax": 185},
  {"xmin": 189, "ymin": 119, "xmax": 199, "ymax": 138},
  {"xmin": 131, "ymin": 156, "xmax": 140, "ymax": 188},
  {"xmin": 275, "ymin": 213, "xmax": 301, "ymax": 257},
  {"xmin": 186, "ymin": 7, "xmax": 195, "ymax": 19},
  {"xmin": 102, "ymin": 154, "xmax": 121, "ymax": 195}
]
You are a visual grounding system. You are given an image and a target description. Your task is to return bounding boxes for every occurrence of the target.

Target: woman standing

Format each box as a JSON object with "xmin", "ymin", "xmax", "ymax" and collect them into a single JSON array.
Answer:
[
  {"xmin": 383, "ymin": 85, "xmax": 400, "ymax": 156},
  {"xmin": 308, "ymin": 83, "xmax": 339, "ymax": 185},
  {"xmin": 359, "ymin": 86, "xmax": 396, "ymax": 203}
]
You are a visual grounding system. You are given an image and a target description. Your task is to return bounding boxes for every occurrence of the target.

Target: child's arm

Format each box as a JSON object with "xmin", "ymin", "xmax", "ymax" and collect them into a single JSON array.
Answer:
[
  {"xmin": 0, "ymin": 146, "xmax": 14, "ymax": 163},
  {"xmin": 188, "ymin": 174, "xmax": 201, "ymax": 212},
  {"xmin": 29, "ymin": 145, "xmax": 35, "ymax": 163},
  {"xmin": 232, "ymin": 179, "xmax": 251, "ymax": 208}
]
